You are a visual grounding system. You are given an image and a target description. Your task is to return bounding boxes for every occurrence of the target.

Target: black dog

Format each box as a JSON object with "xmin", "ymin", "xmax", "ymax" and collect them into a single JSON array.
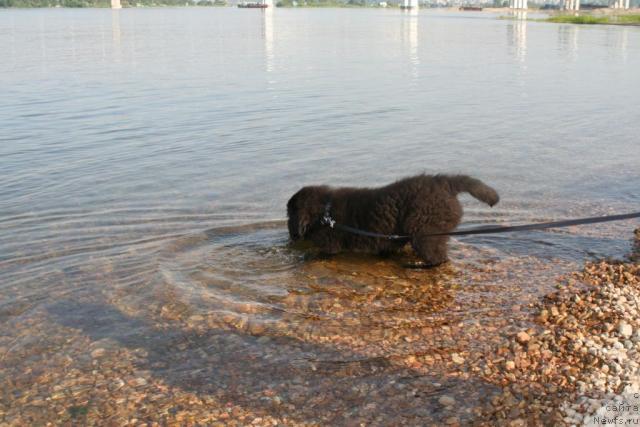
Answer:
[{"xmin": 287, "ymin": 174, "xmax": 499, "ymax": 266}]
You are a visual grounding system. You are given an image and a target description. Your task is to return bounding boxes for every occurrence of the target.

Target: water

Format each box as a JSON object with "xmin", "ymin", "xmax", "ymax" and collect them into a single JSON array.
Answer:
[{"xmin": 0, "ymin": 8, "xmax": 639, "ymax": 424}]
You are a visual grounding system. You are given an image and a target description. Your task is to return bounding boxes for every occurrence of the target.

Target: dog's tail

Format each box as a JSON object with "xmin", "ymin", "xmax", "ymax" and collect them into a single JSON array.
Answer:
[{"xmin": 446, "ymin": 175, "xmax": 499, "ymax": 207}]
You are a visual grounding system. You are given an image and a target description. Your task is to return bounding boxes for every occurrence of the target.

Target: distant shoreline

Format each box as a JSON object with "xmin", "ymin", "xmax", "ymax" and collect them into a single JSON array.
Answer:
[
  {"xmin": 541, "ymin": 11, "xmax": 640, "ymax": 25},
  {"xmin": 1, "ymin": 0, "xmax": 639, "ymax": 24}
]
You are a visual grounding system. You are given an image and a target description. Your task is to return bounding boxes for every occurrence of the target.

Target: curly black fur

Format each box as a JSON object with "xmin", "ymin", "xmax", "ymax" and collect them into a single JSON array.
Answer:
[{"xmin": 287, "ymin": 174, "xmax": 499, "ymax": 266}]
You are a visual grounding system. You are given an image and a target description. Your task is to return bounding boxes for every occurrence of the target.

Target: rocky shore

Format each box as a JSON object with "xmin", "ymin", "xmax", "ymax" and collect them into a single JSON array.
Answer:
[
  {"xmin": 1, "ymin": 230, "xmax": 638, "ymax": 426},
  {"xmin": 478, "ymin": 229, "xmax": 640, "ymax": 426}
]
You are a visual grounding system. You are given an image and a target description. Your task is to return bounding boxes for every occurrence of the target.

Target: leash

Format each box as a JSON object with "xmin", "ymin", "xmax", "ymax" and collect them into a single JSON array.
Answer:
[{"xmin": 321, "ymin": 203, "xmax": 640, "ymax": 241}]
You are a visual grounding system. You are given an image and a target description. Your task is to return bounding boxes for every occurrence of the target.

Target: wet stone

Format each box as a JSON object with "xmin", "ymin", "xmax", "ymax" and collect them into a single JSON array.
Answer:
[
  {"xmin": 90, "ymin": 348, "xmax": 106, "ymax": 358},
  {"xmin": 451, "ymin": 354, "xmax": 465, "ymax": 365},
  {"xmin": 515, "ymin": 331, "xmax": 531, "ymax": 344},
  {"xmin": 618, "ymin": 321, "xmax": 633, "ymax": 338},
  {"xmin": 438, "ymin": 396, "xmax": 456, "ymax": 407}
]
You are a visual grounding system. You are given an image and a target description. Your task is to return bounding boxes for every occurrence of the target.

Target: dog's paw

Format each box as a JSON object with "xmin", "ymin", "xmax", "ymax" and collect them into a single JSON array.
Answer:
[{"xmin": 403, "ymin": 261, "xmax": 447, "ymax": 269}]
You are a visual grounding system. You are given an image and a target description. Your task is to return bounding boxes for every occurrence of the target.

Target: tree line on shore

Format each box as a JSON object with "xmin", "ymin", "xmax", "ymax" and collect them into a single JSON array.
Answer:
[{"xmin": 0, "ymin": 0, "xmax": 227, "ymax": 7}]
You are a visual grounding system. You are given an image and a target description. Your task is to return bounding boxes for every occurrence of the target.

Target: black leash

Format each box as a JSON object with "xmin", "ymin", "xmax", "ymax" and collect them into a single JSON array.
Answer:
[{"xmin": 321, "ymin": 203, "xmax": 640, "ymax": 241}]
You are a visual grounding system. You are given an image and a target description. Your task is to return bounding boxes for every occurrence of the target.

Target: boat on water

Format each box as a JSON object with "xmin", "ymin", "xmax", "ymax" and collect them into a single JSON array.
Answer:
[
  {"xmin": 238, "ymin": 2, "xmax": 269, "ymax": 7},
  {"xmin": 459, "ymin": 6, "xmax": 483, "ymax": 10}
]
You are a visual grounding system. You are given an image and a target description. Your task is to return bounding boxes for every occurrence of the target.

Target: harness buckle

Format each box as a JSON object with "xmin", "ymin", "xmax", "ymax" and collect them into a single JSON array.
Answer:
[{"xmin": 322, "ymin": 202, "xmax": 336, "ymax": 228}]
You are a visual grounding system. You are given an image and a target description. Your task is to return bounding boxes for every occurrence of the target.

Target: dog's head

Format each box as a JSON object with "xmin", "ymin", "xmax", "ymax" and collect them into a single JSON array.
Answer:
[{"xmin": 287, "ymin": 186, "xmax": 329, "ymax": 241}]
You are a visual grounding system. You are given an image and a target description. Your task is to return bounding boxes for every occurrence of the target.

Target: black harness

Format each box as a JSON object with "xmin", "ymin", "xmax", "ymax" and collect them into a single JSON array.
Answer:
[
  {"xmin": 321, "ymin": 202, "xmax": 640, "ymax": 240},
  {"xmin": 322, "ymin": 203, "xmax": 410, "ymax": 241}
]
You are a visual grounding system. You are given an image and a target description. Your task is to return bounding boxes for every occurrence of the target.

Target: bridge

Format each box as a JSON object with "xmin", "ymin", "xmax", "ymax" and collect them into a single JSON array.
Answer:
[
  {"xmin": 508, "ymin": 0, "xmax": 630, "ymax": 11},
  {"xmin": 108, "ymin": 0, "xmax": 631, "ymax": 12}
]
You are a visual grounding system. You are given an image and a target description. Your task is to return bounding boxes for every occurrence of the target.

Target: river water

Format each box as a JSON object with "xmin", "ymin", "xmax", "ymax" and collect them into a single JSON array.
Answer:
[{"xmin": 0, "ymin": 7, "xmax": 639, "ymax": 425}]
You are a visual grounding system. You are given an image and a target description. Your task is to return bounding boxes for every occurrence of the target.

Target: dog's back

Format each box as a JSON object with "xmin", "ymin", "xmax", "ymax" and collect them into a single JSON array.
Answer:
[{"xmin": 383, "ymin": 174, "xmax": 499, "ymax": 207}]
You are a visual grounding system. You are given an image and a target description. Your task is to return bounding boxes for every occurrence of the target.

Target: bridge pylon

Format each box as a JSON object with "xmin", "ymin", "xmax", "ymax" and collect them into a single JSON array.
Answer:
[
  {"xmin": 562, "ymin": 0, "xmax": 580, "ymax": 10},
  {"xmin": 401, "ymin": 0, "xmax": 418, "ymax": 10},
  {"xmin": 509, "ymin": 0, "xmax": 527, "ymax": 10},
  {"xmin": 609, "ymin": 0, "xmax": 629, "ymax": 8}
]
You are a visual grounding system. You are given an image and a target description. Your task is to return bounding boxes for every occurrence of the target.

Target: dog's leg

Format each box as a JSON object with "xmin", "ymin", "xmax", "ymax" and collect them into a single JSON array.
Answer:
[
  {"xmin": 313, "ymin": 231, "xmax": 342, "ymax": 256},
  {"xmin": 410, "ymin": 234, "xmax": 449, "ymax": 267},
  {"xmin": 631, "ymin": 228, "xmax": 640, "ymax": 262}
]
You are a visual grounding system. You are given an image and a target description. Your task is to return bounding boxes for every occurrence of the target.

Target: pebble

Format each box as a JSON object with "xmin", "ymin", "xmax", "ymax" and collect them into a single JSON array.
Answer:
[
  {"xmin": 515, "ymin": 331, "xmax": 531, "ymax": 344},
  {"xmin": 90, "ymin": 348, "xmax": 105, "ymax": 358},
  {"xmin": 257, "ymin": 336, "xmax": 272, "ymax": 344},
  {"xmin": 451, "ymin": 354, "xmax": 464, "ymax": 365},
  {"xmin": 438, "ymin": 396, "xmax": 456, "ymax": 407},
  {"xmin": 618, "ymin": 321, "xmax": 633, "ymax": 338},
  {"xmin": 129, "ymin": 377, "xmax": 147, "ymax": 387}
]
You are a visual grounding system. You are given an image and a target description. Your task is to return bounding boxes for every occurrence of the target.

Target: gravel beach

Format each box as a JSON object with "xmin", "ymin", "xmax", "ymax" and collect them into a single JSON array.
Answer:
[
  {"xmin": 1, "ymin": 230, "xmax": 638, "ymax": 426},
  {"xmin": 479, "ymin": 228, "xmax": 640, "ymax": 426}
]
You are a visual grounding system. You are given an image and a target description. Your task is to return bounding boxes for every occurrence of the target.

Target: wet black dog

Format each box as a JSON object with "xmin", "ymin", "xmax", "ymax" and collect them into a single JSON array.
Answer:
[{"xmin": 287, "ymin": 174, "xmax": 499, "ymax": 266}]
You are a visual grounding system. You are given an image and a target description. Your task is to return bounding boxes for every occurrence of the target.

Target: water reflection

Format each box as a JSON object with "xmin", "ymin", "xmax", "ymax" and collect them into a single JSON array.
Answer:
[
  {"xmin": 605, "ymin": 25, "xmax": 629, "ymax": 63},
  {"xmin": 70, "ymin": 15, "xmax": 78, "ymax": 63},
  {"xmin": 111, "ymin": 10, "xmax": 122, "ymax": 62},
  {"xmin": 262, "ymin": 8, "xmax": 275, "ymax": 75},
  {"xmin": 38, "ymin": 14, "xmax": 48, "ymax": 74},
  {"xmin": 558, "ymin": 24, "xmax": 579, "ymax": 60},
  {"xmin": 5, "ymin": 15, "xmax": 16, "ymax": 71},
  {"xmin": 507, "ymin": 11, "xmax": 527, "ymax": 64},
  {"xmin": 401, "ymin": 9, "xmax": 420, "ymax": 82}
]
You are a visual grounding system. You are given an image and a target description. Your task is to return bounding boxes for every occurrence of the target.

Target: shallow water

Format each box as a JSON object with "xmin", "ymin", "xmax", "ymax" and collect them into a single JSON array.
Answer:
[{"xmin": 0, "ymin": 7, "xmax": 639, "ymax": 424}]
